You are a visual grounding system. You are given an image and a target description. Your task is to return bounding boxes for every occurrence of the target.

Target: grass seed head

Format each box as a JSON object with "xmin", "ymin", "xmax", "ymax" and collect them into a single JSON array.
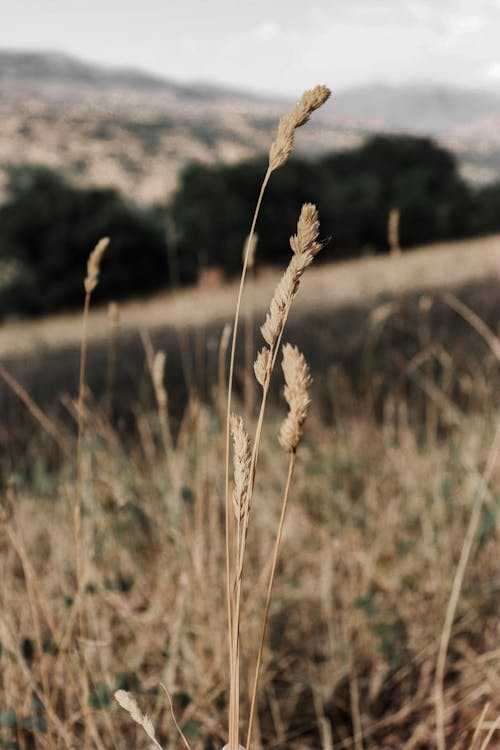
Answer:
[
  {"xmin": 292, "ymin": 85, "xmax": 331, "ymax": 128},
  {"xmin": 279, "ymin": 344, "xmax": 312, "ymax": 452},
  {"xmin": 153, "ymin": 351, "xmax": 167, "ymax": 409},
  {"xmin": 268, "ymin": 85, "xmax": 331, "ymax": 172},
  {"xmin": 114, "ymin": 690, "xmax": 158, "ymax": 745},
  {"xmin": 260, "ymin": 253, "xmax": 313, "ymax": 347},
  {"xmin": 84, "ymin": 237, "xmax": 109, "ymax": 294},
  {"xmin": 289, "ymin": 203, "xmax": 321, "ymax": 256},
  {"xmin": 230, "ymin": 414, "xmax": 252, "ymax": 522},
  {"xmin": 254, "ymin": 346, "xmax": 271, "ymax": 386}
]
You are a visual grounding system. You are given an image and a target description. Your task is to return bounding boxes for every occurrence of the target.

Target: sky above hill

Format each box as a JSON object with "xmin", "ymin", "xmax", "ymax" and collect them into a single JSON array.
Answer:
[{"xmin": 2, "ymin": 0, "xmax": 500, "ymax": 96}]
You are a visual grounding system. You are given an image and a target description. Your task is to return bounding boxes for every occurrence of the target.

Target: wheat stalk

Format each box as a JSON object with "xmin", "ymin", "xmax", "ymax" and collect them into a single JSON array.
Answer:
[
  {"xmin": 226, "ymin": 204, "xmax": 323, "ymax": 744},
  {"xmin": 75, "ymin": 237, "xmax": 109, "ymax": 750},
  {"xmin": 238, "ymin": 204, "xmax": 325, "ymax": 564},
  {"xmin": 246, "ymin": 345, "xmax": 312, "ymax": 750},
  {"xmin": 230, "ymin": 209, "xmax": 326, "ymax": 750},
  {"xmin": 224, "ymin": 88, "xmax": 330, "ymax": 750}
]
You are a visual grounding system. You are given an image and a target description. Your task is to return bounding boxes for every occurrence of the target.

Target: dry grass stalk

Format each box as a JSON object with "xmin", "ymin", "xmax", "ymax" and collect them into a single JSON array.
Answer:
[
  {"xmin": 279, "ymin": 344, "xmax": 313, "ymax": 453},
  {"xmin": 114, "ymin": 690, "xmax": 162, "ymax": 750},
  {"xmin": 75, "ymin": 237, "xmax": 109, "ymax": 750},
  {"xmin": 232, "ymin": 210, "xmax": 326, "ymax": 745},
  {"xmin": 289, "ymin": 203, "xmax": 322, "ymax": 256},
  {"xmin": 218, "ymin": 323, "xmax": 233, "ymax": 419},
  {"xmin": 253, "ymin": 347, "xmax": 270, "ymax": 387},
  {"xmin": 153, "ymin": 351, "xmax": 167, "ymax": 411},
  {"xmin": 470, "ymin": 703, "xmax": 491, "ymax": 749},
  {"xmin": 388, "ymin": 207, "xmax": 401, "ymax": 256},
  {"xmin": 105, "ymin": 301, "xmax": 120, "ymax": 419},
  {"xmin": 434, "ymin": 419, "xmax": 500, "ymax": 750},
  {"xmin": 269, "ymin": 85, "xmax": 331, "ymax": 172},
  {"xmin": 224, "ymin": 87, "xmax": 330, "ymax": 750},
  {"xmin": 261, "ymin": 252, "xmax": 313, "ymax": 346},
  {"xmin": 84, "ymin": 237, "xmax": 109, "ymax": 294},
  {"xmin": 260, "ymin": 203, "xmax": 324, "ymax": 354},
  {"xmin": 238, "ymin": 208, "xmax": 324, "ymax": 578},
  {"xmin": 478, "ymin": 715, "xmax": 500, "ymax": 750},
  {"xmin": 243, "ymin": 232, "xmax": 258, "ymax": 270},
  {"xmin": 0, "ymin": 363, "xmax": 69, "ymax": 456},
  {"xmin": 246, "ymin": 345, "xmax": 312, "ymax": 750},
  {"xmin": 443, "ymin": 291, "xmax": 500, "ymax": 363},
  {"xmin": 150, "ymin": 348, "xmax": 177, "ymax": 488},
  {"xmin": 230, "ymin": 414, "xmax": 251, "ymax": 526},
  {"xmin": 243, "ymin": 234, "xmax": 258, "ymax": 416}
]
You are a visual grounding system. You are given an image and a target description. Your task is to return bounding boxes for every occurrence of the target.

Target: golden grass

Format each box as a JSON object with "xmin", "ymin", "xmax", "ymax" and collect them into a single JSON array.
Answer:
[
  {"xmin": 0, "ymin": 233, "xmax": 499, "ymax": 361},
  {"xmin": 1, "ymin": 394, "xmax": 499, "ymax": 748},
  {"xmin": 0, "ymin": 85, "xmax": 499, "ymax": 750},
  {"xmin": 223, "ymin": 87, "xmax": 330, "ymax": 750}
]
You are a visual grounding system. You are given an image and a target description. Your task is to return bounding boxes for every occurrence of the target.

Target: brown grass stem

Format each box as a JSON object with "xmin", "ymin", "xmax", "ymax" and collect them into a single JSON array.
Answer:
[
  {"xmin": 74, "ymin": 236, "xmax": 108, "ymax": 750},
  {"xmin": 75, "ymin": 288, "xmax": 92, "ymax": 750},
  {"xmin": 443, "ymin": 292, "xmax": 500, "ymax": 363},
  {"xmin": 470, "ymin": 703, "xmax": 490, "ymax": 750},
  {"xmin": 478, "ymin": 715, "xmax": 500, "ymax": 750},
  {"xmin": 225, "ymin": 165, "xmax": 272, "ymax": 750},
  {"xmin": 0, "ymin": 363, "xmax": 69, "ymax": 456},
  {"xmin": 434, "ymin": 418, "xmax": 500, "ymax": 750},
  {"xmin": 246, "ymin": 451, "xmax": 296, "ymax": 750}
]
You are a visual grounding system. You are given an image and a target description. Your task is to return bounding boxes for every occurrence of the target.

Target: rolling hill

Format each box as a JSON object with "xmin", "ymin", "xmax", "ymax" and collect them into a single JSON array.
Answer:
[{"xmin": 1, "ymin": 50, "xmax": 500, "ymax": 203}]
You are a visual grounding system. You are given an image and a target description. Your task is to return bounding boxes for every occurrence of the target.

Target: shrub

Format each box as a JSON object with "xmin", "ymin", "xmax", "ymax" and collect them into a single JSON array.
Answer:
[{"xmin": 0, "ymin": 166, "xmax": 169, "ymax": 317}]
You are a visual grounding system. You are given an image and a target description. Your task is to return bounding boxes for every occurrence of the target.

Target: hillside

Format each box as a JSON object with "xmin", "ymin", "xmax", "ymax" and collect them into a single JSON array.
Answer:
[
  {"xmin": 1, "ymin": 233, "xmax": 498, "ymax": 360},
  {"xmin": 1, "ymin": 51, "xmax": 500, "ymax": 203}
]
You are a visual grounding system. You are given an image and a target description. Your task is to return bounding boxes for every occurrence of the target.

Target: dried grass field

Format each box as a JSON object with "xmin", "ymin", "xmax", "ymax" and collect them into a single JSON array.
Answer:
[{"xmin": 0, "ymin": 87, "xmax": 499, "ymax": 750}]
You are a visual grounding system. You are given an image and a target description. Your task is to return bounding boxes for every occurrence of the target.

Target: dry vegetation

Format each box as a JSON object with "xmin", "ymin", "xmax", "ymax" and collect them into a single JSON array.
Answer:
[
  {"xmin": 0, "ymin": 85, "xmax": 499, "ymax": 750},
  {"xmin": 0, "ymin": 79, "xmax": 354, "ymax": 204}
]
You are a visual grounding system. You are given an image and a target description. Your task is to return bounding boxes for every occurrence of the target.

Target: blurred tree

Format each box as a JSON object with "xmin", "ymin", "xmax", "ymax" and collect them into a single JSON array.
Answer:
[
  {"xmin": 172, "ymin": 135, "xmax": 483, "ymax": 273},
  {"xmin": 0, "ymin": 166, "xmax": 169, "ymax": 317},
  {"xmin": 172, "ymin": 158, "xmax": 319, "ymax": 277},
  {"xmin": 468, "ymin": 183, "xmax": 500, "ymax": 236}
]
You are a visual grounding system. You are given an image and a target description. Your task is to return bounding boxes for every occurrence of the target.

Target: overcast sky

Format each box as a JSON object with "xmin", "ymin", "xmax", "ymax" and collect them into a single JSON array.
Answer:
[{"xmin": 2, "ymin": 0, "xmax": 500, "ymax": 96}]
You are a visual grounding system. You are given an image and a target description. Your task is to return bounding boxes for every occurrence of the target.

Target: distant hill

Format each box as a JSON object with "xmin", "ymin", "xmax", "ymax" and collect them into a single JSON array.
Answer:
[
  {"xmin": 330, "ymin": 82, "xmax": 500, "ymax": 134},
  {"xmin": 0, "ymin": 50, "xmax": 275, "ymax": 103},
  {"xmin": 3, "ymin": 50, "xmax": 500, "ymax": 131},
  {"xmin": 1, "ymin": 50, "xmax": 500, "ymax": 203}
]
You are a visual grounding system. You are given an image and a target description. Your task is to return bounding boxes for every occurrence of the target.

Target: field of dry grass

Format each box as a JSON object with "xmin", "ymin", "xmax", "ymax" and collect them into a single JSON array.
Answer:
[
  {"xmin": 1, "ymin": 228, "xmax": 499, "ymax": 749},
  {"xmin": 1, "ymin": 233, "xmax": 499, "ymax": 360},
  {"xmin": 0, "ymin": 86, "xmax": 499, "ymax": 750}
]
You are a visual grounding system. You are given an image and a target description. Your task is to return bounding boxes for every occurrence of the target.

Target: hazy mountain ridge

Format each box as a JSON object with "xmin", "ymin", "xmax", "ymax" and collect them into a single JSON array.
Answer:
[
  {"xmin": 331, "ymin": 82, "xmax": 500, "ymax": 132},
  {"xmin": 0, "ymin": 50, "xmax": 279, "ymax": 104},
  {"xmin": 1, "ymin": 50, "xmax": 499, "ymax": 203}
]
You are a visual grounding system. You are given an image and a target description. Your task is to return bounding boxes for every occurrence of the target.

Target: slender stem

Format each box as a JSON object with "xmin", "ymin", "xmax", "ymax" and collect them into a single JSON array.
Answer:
[
  {"xmin": 230, "ymin": 285, "xmax": 301, "ymax": 749},
  {"xmin": 75, "ymin": 291, "xmax": 90, "ymax": 628},
  {"xmin": 236, "ymin": 302, "xmax": 292, "ymax": 587},
  {"xmin": 434, "ymin": 419, "xmax": 500, "ymax": 750},
  {"xmin": 246, "ymin": 451, "xmax": 296, "ymax": 750},
  {"xmin": 225, "ymin": 167, "xmax": 272, "ymax": 750},
  {"xmin": 75, "ymin": 290, "xmax": 91, "ymax": 750}
]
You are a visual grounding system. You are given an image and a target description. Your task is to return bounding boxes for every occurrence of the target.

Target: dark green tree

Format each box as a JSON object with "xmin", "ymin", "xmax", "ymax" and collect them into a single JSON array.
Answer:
[
  {"xmin": 171, "ymin": 135, "xmax": 481, "ymax": 273},
  {"xmin": 0, "ymin": 166, "xmax": 169, "ymax": 317}
]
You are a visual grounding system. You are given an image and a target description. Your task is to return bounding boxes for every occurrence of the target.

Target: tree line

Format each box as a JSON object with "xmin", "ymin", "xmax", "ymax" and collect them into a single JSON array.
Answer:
[{"xmin": 0, "ymin": 135, "xmax": 499, "ymax": 317}]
